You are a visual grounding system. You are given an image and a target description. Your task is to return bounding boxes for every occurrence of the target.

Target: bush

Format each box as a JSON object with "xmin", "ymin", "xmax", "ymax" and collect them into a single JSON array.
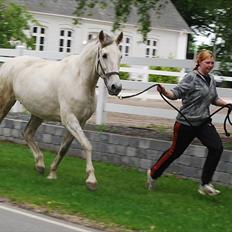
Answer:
[
  {"xmin": 119, "ymin": 64, "xmax": 130, "ymax": 80},
  {"xmin": 220, "ymin": 81, "xmax": 232, "ymax": 88},
  {"xmin": 148, "ymin": 66, "xmax": 181, "ymax": 84}
]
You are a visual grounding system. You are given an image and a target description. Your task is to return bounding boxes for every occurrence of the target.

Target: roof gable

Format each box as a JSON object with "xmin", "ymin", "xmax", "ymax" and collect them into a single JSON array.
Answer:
[{"xmin": 8, "ymin": 0, "xmax": 192, "ymax": 32}]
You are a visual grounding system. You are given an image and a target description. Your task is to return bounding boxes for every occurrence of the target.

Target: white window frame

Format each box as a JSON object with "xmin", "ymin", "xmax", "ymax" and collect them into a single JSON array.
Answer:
[
  {"xmin": 59, "ymin": 29, "xmax": 73, "ymax": 53},
  {"xmin": 87, "ymin": 32, "xmax": 98, "ymax": 41},
  {"xmin": 145, "ymin": 39, "xmax": 158, "ymax": 58},
  {"xmin": 31, "ymin": 26, "xmax": 46, "ymax": 51},
  {"xmin": 119, "ymin": 36, "xmax": 132, "ymax": 56}
]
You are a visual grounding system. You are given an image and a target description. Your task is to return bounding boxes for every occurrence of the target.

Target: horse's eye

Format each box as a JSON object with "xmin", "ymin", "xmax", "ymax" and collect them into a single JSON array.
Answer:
[{"xmin": 102, "ymin": 53, "xmax": 107, "ymax": 59}]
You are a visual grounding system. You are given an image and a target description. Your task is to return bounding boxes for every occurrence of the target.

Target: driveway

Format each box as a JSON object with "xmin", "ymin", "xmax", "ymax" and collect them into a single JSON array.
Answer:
[{"xmin": 0, "ymin": 203, "xmax": 102, "ymax": 232}]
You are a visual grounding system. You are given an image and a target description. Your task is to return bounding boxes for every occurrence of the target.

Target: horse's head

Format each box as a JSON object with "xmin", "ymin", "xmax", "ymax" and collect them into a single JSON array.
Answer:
[{"xmin": 96, "ymin": 31, "xmax": 123, "ymax": 96}]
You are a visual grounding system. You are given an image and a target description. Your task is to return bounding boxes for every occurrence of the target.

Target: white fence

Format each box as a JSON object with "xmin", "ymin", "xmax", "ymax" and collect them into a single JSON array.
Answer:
[
  {"xmin": 0, "ymin": 47, "xmax": 232, "ymax": 125},
  {"xmin": 96, "ymin": 79, "xmax": 232, "ymax": 125}
]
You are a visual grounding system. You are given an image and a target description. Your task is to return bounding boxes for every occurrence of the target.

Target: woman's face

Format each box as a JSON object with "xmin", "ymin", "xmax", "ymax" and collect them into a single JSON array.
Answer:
[{"xmin": 198, "ymin": 57, "xmax": 214, "ymax": 75}]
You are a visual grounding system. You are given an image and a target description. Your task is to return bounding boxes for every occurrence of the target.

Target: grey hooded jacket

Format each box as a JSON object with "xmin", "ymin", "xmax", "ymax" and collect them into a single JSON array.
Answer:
[{"xmin": 171, "ymin": 70, "xmax": 219, "ymax": 126}]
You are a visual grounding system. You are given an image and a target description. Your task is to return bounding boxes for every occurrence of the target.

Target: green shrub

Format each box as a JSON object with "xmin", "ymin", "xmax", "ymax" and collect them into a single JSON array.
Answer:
[
  {"xmin": 119, "ymin": 64, "xmax": 130, "ymax": 80},
  {"xmin": 148, "ymin": 66, "xmax": 181, "ymax": 84},
  {"xmin": 220, "ymin": 81, "xmax": 232, "ymax": 88}
]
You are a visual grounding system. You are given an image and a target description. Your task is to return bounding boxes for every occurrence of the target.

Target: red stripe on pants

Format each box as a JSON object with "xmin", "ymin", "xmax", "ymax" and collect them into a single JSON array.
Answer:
[{"xmin": 151, "ymin": 122, "xmax": 181, "ymax": 177}]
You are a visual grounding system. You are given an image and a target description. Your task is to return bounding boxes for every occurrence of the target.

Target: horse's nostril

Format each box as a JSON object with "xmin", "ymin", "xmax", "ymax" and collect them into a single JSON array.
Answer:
[
  {"xmin": 110, "ymin": 83, "xmax": 122, "ymax": 95},
  {"xmin": 111, "ymin": 84, "xmax": 116, "ymax": 90}
]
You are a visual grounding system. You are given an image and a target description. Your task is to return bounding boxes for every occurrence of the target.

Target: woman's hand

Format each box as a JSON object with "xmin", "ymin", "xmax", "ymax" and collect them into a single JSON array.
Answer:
[
  {"xmin": 157, "ymin": 85, "xmax": 166, "ymax": 94},
  {"xmin": 157, "ymin": 85, "xmax": 175, "ymax": 99},
  {"xmin": 226, "ymin": 103, "xmax": 232, "ymax": 110},
  {"xmin": 214, "ymin": 98, "xmax": 232, "ymax": 109}
]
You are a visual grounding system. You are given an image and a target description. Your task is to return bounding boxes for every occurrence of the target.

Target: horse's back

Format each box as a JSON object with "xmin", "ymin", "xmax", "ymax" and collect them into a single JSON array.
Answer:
[
  {"xmin": 1, "ymin": 56, "xmax": 64, "ymax": 90},
  {"xmin": 0, "ymin": 56, "xmax": 44, "ymax": 82},
  {"xmin": 0, "ymin": 56, "xmax": 62, "ymax": 119},
  {"xmin": 0, "ymin": 57, "xmax": 32, "ymax": 96}
]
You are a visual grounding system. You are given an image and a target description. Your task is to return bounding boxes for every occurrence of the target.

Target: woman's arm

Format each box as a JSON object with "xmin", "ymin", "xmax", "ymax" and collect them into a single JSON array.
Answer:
[
  {"xmin": 213, "ymin": 98, "xmax": 232, "ymax": 108},
  {"xmin": 157, "ymin": 85, "xmax": 176, "ymax": 100}
]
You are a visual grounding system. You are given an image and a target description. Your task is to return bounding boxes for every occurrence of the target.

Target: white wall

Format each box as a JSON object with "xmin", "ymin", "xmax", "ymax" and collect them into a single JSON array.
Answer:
[
  {"xmin": 31, "ymin": 12, "xmax": 188, "ymax": 59},
  {"xmin": 176, "ymin": 31, "xmax": 188, "ymax": 59}
]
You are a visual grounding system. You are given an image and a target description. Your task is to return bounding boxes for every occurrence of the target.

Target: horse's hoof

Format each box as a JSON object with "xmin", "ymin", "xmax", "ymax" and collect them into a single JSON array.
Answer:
[
  {"xmin": 86, "ymin": 182, "xmax": 97, "ymax": 191},
  {"xmin": 47, "ymin": 174, "xmax": 57, "ymax": 180},
  {"xmin": 35, "ymin": 166, "xmax": 45, "ymax": 175}
]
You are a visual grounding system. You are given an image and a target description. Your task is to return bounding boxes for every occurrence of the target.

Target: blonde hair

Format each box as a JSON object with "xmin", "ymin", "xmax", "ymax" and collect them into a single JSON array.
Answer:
[{"xmin": 194, "ymin": 49, "xmax": 214, "ymax": 70}]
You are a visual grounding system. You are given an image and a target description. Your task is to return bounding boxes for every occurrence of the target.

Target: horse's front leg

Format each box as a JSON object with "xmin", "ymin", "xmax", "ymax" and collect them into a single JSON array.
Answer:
[
  {"xmin": 61, "ymin": 113, "xmax": 97, "ymax": 190},
  {"xmin": 47, "ymin": 130, "xmax": 74, "ymax": 180}
]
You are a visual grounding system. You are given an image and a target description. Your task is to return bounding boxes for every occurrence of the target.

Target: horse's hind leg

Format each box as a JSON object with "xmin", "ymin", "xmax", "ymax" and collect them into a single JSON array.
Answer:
[
  {"xmin": 23, "ymin": 115, "xmax": 45, "ymax": 174},
  {"xmin": 47, "ymin": 131, "xmax": 74, "ymax": 180},
  {"xmin": 0, "ymin": 93, "xmax": 16, "ymax": 123},
  {"xmin": 0, "ymin": 99, "xmax": 16, "ymax": 123}
]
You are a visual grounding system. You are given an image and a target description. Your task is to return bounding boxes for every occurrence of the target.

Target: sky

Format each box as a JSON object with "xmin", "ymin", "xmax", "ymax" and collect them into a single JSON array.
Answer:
[{"xmin": 195, "ymin": 34, "xmax": 213, "ymax": 46}]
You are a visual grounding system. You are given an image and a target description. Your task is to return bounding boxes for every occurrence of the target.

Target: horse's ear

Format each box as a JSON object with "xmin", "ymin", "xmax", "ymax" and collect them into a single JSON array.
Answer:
[
  {"xmin": 116, "ymin": 32, "xmax": 123, "ymax": 45},
  {"xmin": 99, "ymin": 30, "xmax": 105, "ymax": 44}
]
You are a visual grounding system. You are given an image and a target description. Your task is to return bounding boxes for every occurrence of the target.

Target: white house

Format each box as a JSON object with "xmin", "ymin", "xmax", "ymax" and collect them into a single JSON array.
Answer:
[{"xmin": 9, "ymin": 0, "xmax": 191, "ymax": 59}]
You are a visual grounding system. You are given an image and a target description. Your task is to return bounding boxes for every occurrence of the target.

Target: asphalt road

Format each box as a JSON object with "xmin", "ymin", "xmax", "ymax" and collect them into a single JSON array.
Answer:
[{"xmin": 0, "ymin": 203, "xmax": 102, "ymax": 232}]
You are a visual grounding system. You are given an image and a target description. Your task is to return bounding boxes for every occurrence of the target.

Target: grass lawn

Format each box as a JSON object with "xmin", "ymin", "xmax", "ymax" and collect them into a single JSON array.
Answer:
[{"xmin": 0, "ymin": 141, "xmax": 232, "ymax": 232}]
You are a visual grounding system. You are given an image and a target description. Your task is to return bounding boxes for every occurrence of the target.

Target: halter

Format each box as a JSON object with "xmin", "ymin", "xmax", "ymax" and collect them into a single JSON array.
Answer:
[{"xmin": 95, "ymin": 47, "xmax": 120, "ymax": 80}]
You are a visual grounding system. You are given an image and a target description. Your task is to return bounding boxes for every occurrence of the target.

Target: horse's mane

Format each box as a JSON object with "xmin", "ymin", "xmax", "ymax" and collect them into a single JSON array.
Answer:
[{"xmin": 78, "ymin": 32, "xmax": 115, "ymax": 62}]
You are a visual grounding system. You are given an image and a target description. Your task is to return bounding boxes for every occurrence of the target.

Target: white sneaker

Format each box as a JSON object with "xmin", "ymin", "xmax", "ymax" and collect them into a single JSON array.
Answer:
[
  {"xmin": 198, "ymin": 183, "xmax": 220, "ymax": 196},
  {"xmin": 147, "ymin": 169, "xmax": 154, "ymax": 191}
]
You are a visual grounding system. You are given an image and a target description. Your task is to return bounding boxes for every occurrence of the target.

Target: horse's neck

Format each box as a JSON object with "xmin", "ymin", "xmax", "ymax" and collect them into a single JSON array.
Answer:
[{"xmin": 78, "ymin": 42, "xmax": 99, "ymax": 91}]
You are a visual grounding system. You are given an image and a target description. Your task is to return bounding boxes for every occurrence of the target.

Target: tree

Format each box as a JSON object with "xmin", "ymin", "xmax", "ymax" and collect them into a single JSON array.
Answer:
[
  {"xmin": 74, "ymin": 0, "xmax": 163, "ymax": 41},
  {"xmin": 0, "ymin": 0, "xmax": 36, "ymax": 48},
  {"xmin": 74, "ymin": 0, "xmax": 232, "ymax": 66},
  {"xmin": 172, "ymin": 0, "xmax": 232, "ymax": 66}
]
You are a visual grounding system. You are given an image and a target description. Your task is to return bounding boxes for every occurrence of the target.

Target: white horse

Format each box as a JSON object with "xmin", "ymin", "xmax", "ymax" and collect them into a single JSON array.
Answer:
[{"xmin": 0, "ymin": 31, "xmax": 123, "ymax": 190}]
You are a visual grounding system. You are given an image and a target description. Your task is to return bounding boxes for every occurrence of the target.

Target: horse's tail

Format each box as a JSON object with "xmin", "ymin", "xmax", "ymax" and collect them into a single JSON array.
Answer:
[{"xmin": 0, "ymin": 61, "xmax": 16, "ymax": 122}]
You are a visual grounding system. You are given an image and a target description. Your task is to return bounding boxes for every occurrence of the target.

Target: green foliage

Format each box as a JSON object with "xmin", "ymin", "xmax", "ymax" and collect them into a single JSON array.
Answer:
[
  {"xmin": 0, "ymin": 0, "xmax": 36, "ymax": 48},
  {"xmin": 219, "ymin": 81, "xmax": 232, "ymax": 88},
  {"xmin": 119, "ymin": 64, "xmax": 130, "ymax": 80},
  {"xmin": 74, "ymin": 0, "xmax": 163, "ymax": 41},
  {"xmin": 186, "ymin": 34, "xmax": 196, "ymax": 59},
  {"xmin": 96, "ymin": 124, "xmax": 108, "ymax": 132},
  {"xmin": 1, "ymin": 141, "xmax": 232, "ymax": 231},
  {"xmin": 171, "ymin": 0, "xmax": 212, "ymax": 34},
  {"xmin": 96, "ymin": 124, "xmax": 119, "ymax": 133},
  {"xmin": 172, "ymin": 0, "xmax": 232, "ymax": 65},
  {"xmin": 74, "ymin": 0, "xmax": 232, "ymax": 67},
  {"xmin": 146, "ymin": 124, "xmax": 170, "ymax": 133},
  {"xmin": 148, "ymin": 66, "xmax": 180, "ymax": 84},
  {"xmin": 112, "ymin": 0, "xmax": 164, "ymax": 41}
]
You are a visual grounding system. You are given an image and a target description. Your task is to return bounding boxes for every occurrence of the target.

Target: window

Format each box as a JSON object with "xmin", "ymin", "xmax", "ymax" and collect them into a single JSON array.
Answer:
[
  {"xmin": 145, "ymin": 39, "xmax": 157, "ymax": 58},
  {"xmin": 31, "ymin": 26, "xmax": 46, "ymax": 51},
  {"xmin": 59, "ymin": 29, "xmax": 73, "ymax": 53},
  {"xmin": 87, "ymin": 32, "xmax": 98, "ymax": 41},
  {"xmin": 119, "ymin": 36, "xmax": 131, "ymax": 56}
]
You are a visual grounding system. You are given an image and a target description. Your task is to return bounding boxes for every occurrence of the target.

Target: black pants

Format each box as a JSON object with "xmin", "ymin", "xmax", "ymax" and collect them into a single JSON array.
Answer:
[{"xmin": 150, "ymin": 121, "xmax": 223, "ymax": 185}]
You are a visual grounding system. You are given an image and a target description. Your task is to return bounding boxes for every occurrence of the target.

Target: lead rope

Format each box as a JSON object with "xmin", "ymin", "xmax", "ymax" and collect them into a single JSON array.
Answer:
[
  {"xmin": 209, "ymin": 105, "xmax": 232, "ymax": 136},
  {"xmin": 118, "ymin": 84, "xmax": 232, "ymax": 136}
]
